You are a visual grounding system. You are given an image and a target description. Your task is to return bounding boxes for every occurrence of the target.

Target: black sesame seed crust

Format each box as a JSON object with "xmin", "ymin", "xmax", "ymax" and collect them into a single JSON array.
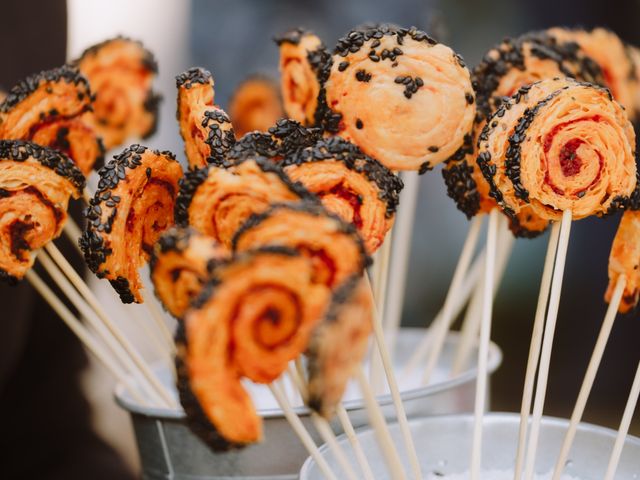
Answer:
[
  {"xmin": 79, "ymin": 144, "xmax": 178, "ymax": 300},
  {"xmin": 202, "ymin": 109, "xmax": 235, "ymax": 164},
  {"xmin": 0, "ymin": 65, "xmax": 90, "ymax": 114},
  {"xmin": 0, "ymin": 140, "xmax": 85, "ymax": 195},
  {"xmin": 231, "ymin": 200, "xmax": 371, "ymax": 270},
  {"xmin": 73, "ymin": 36, "xmax": 159, "ymax": 74},
  {"xmin": 282, "ymin": 136, "xmax": 404, "ymax": 218},
  {"xmin": 174, "ymin": 156, "xmax": 316, "ymax": 228},
  {"xmin": 442, "ymin": 135, "xmax": 480, "ymax": 219},
  {"xmin": 174, "ymin": 321, "xmax": 247, "ymax": 452},
  {"xmin": 333, "ymin": 24, "xmax": 437, "ymax": 58},
  {"xmin": 176, "ymin": 67, "xmax": 213, "ymax": 89}
]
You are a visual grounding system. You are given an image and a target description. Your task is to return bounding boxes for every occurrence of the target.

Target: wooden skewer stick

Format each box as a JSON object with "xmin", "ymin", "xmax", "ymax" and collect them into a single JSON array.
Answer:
[
  {"xmin": 552, "ymin": 275, "xmax": 626, "ymax": 480},
  {"xmin": 513, "ymin": 221, "xmax": 562, "ymax": 480},
  {"xmin": 451, "ymin": 216, "xmax": 514, "ymax": 376},
  {"xmin": 470, "ymin": 208, "xmax": 499, "ymax": 480},
  {"xmin": 311, "ymin": 412, "xmax": 359, "ymax": 480},
  {"xmin": 36, "ymin": 251, "xmax": 167, "ymax": 407},
  {"xmin": 25, "ymin": 270, "xmax": 148, "ymax": 406},
  {"xmin": 287, "ymin": 365, "xmax": 375, "ymax": 480},
  {"xmin": 419, "ymin": 214, "xmax": 484, "ymax": 386},
  {"xmin": 356, "ymin": 367, "xmax": 407, "ymax": 480},
  {"xmin": 269, "ymin": 382, "xmax": 338, "ymax": 480},
  {"xmin": 604, "ymin": 358, "xmax": 640, "ymax": 480},
  {"xmin": 364, "ymin": 275, "xmax": 422, "ymax": 480},
  {"xmin": 41, "ymin": 243, "xmax": 177, "ymax": 408},
  {"xmin": 62, "ymin": 219, "xmax": 84, "ymax": 256},
  {"xmin": 401, "ymin": 234, "xmax": 486, "ymax": 381},
  {"xmin": 370, "ymin": 232, "xmax": 392, "ymax": 393},
  {"xmin": 523, "ymin": 209, "xmax": 573, "ymax": 480},
  {"xmin": 384, "ymin": 171, "xmax": 421, "ymax": 362},
  {"xmin": 140, "ymin": 289, "xmax": 175, "ymax": 351}
]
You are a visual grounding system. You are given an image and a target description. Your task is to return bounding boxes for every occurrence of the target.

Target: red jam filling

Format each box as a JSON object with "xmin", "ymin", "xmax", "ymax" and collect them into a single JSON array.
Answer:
[{"xmin": 328, "ymin": 184, "xmax": 363, "ymax": 228}]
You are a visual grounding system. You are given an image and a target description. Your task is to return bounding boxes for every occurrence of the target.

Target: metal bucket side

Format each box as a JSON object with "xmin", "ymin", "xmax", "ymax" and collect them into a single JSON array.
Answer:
[{"xmin": 299, "ymin": 413, "xmax": 640, "ymax": 480}]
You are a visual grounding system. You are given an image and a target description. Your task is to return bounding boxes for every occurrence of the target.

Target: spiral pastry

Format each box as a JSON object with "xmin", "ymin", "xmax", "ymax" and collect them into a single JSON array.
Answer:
[
  {"xmin": 444, "ymin": 31, "xmax": 605, "ymax": 232},
  {"xmin": 605, "ymin": 210, "xmax": 640, "ymax": 313},
  {"xmin": 229, "ymin": 74, "xmax": 284, "ymax": 137},
  {"xmin": 73, "ymin": 37, "xmax": 161, "ymax": 149},
  {"xmin": 150, "ymin": 227, "xmax": 228, "ymax": 319},
  {"xmin": 226, "ymin": 119, "xmax": 322, "ymax": 165},
  {"xmin": 175, "ymin": 156, "xmax": 312, "ymax": 249},
  {"xmin": 80, "ymin": 145, "xmax": 183, "ymax": 303},
  {"xmin": 322, "ymin": 24, "xmax": 475, "ymax": 172},
  {"xmin": 477, "ymin": 78, "xmax": 636, "ymax": 229},
  {"xmin": 307, "ymin": 276, "xmax": 372, "ymax": 418},
  {"xmin": 282, "ymin": 137, "xmax": 403, "ymax": 253},
  {"xmin": 0, "ymin": 141, "xmax": 84, "ymax": 283},
  {"xmin": 548, "ymin": 27, "xmax": 639, "ymax": 120},
  {"xmin": 0, "ymin": 65, "xmax": 104, "ymax": 176},
  {"xmin": 176, "ymin": 247, "xmax": 330, "ymax": 450},
  {"xmin": 276, "ymin": 28, "xmax": 328, "ymax": 127},
  {"xmin": 233, "ymin": 201, "xmax": 368, "ymax": 288},
  {"xmin": 176, "ymin": 67, "xmax": 236, "ymax": 168}
]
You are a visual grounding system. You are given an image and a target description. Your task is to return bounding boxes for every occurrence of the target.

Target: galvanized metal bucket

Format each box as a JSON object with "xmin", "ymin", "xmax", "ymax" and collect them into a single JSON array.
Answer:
[
  {"xmin": 115, "ymin": 329, "xmax": 502, "ymax": 479},
  {"xmin": 300, "ymin": 412, "xmax": 640, "ymax": 479}
]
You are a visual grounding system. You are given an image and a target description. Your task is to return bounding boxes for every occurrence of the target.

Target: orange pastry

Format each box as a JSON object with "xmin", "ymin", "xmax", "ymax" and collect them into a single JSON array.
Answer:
[
  {"xmin": 307, "ymin": 276, "xmax": 373, "ymax": 418},
  {"xmin": 74, "ymin": 37, "xmax": 161, "ymax": 149},
  {"xmin": 282, "ymin": 136, "xmax": 403, "ymax": 253},
  {"xmin": 0, "ymin": 141, "xmax": 84, "ymax": 283},
  {"xmin": 229, "ymin": 74, "xmax": 284, "ymax": 137},
  {"xmin": 477, "ymin": 78, "xmax": 636, "ymax": 231},
  {"xmin": 0, "ymin": 65, "xmax": 103, "ymax": 176},
  {"xmin": 323, "ymin": 24, "xmax": 475, "ymax": 172},
  {"xmin": 443, "ymin": 31, "xmax": 604, "ymax": 227},
  {"xmin": 150, "ymin": 227, "xmax": 228, "ymax": 319},
  {"xmin": 276, "ymin": 29, "xmax": 327, "ymax": 126},
  {"xmin": 175, "ymin": 156, "xmax": 312, "ymax": 248},
  {"xmin": 80, "ymin": 145, "xmax": 183, "ymax": 303},
  {"xmin": 233, "ymin": 201, "xmax": 368, "ymax": 288},
  {"xmin": 176, "ymin": 247, "xmax": 330, "ymax": 450},
  {"xmin": 176, "ymin": 67, "xmax": 235, "ymax": 168},
  {"xmin": 606, "ymin": 210, "xmax": 640, "ymax": 313}
]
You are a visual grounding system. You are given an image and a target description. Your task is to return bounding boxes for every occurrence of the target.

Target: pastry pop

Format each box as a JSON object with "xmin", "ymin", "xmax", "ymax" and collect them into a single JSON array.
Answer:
[
  {"xmin": 176, "ymin": 247, "xmax": 330, "ymax": 450},
  {"xmin": 606, "ymin": 210, "xmax": 640, "ymax": 313},
  {"xmin": 477, "ymin": 77, "xmax": 636, "ymax": 225},
  {"xmin": 80, "ymin": 145, "xmax": 183, "ymax": 303},
  {"xmin": 323, "ymin": 24, "xmax": 475, "ymax": 172},
  {"xmin": 0, "ymin": 65, "xmax": 104, "ymax": 176},
  {"xmin": 283, "ymin": 136, "xmax": 403, "ymax": 253},
  {"xmin": 229, "ymin": 74, "xmax": 284, "ymax": 137},
  {"xmin": 150, "ymin": 227, "xmax": 228, "ymax": 319},
  {"xmin": 176, "ymin": 67, "xmax": 236, "ymax": 168},
  {"xmin": 175, "ymin": 156, "xmax": 312, "ymax": 249},
  {"xmin": 74, "ymin": 37, "xmax": 161, "ymax": 149},
  {"xmin": 0, "ymin": 141, "xmax": 84, "ymax": 283}
]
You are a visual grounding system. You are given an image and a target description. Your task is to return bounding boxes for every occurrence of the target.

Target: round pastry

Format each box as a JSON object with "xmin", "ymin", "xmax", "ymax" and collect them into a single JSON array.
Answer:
[
  {"xmin": 176, "ymin": 67, "xmax": 236, "ymax": 168},
  {"xmin": 233, "ymin": 201, "xmax": 369, "ymax": 288},
  {"xmin": 606, "ymin": 210, "xmax": 640, "ymax": 313},
  {"xmin": 175, "ymin": 156, "xmax": 312, "ymax": 248},
  {"xmin": 548, "ymin": 27, "xmax": 639, "ymax": 120},
  {"xmin": 282, "ymin": 136, "xmax": 403, "ymax": 253},
  {"xmin": 150, "ymin": 227, "xmax": 228, "ymax": 319},
  {"xmin": 0, "ymin": 65, "xmax": 104, "ymax": 176},
  {"xmin": 477, "ymin": 78, "xmax": 636, "ymax": 229},
  {"xmin": 176, "ymin": 247, "xmax": 330, "ymax": 450},
  {"xmin": 80, "ymin": 145, "xmax": 183, "ymax": 303},
  {"xmin": 73, "ymin": 37, "xmax": 161, "ymax": 149},
  {"xmin": 276, "ymin": 28, "xmax": 328, "ymax": 126},
  {"xmin": 0, "ymin": 140, "xmax": 84, "ymax": 283},
  {"xmin": 229, "ymin": 74, "xmax": 284, "ymax": 137},
  {"xmin": 323, "ymin": 24, "xmax": 475, "ymax": 171},
  {"xmin": 443, "ymin": 31, "xmax": 605, "ymax": 228},
  {"xmin": 306, "ymin": 275, "xmax": 372, "ymax": 418}
]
